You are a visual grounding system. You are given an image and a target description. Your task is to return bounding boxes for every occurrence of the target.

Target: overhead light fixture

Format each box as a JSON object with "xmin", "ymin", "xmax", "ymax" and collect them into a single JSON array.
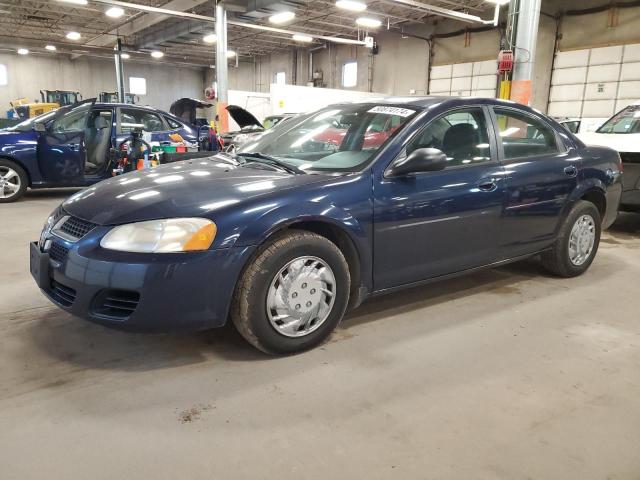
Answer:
[
  {"xmin": 105, "ymin": 6, "xmax": 125, "ymax": 18},
  {"xmin": 45, "ymin": 45, "xmax": 57, "ymax": 51},
  {"xmin": 355, "ymin": 17, "xmax": 381, "ymax": 28},
  {"xmin": 269, "ymin": 11, "xmax": 295, "ymax": 24},
  {"xmin": 203, "ymin": 33, "xmax": 217, "ymax": 44},
  {"xmin": 336, "ymin": 0, "xmax": 367, "ymax": 12},
  {"xmin": 66, "ymin": 31, "xmax": 81, "ymax": 40},
  {"xmin": 292, "ymin": 33, "xmax": 313, "ymax": 43},
  {"xmin": 226, "ymin": 50, "xmax": 236, "ymax": 58},
  {"xmin": 151, "ymin": 50, "xmax": 164, "ymax": 58},
  {"xmin": 17, "ymin": 48, "xmax": 29, "ymax": 55},
  {"xmin": 485, "ymin": 0, "xmax": 509, "ymax": 4},
  {"xmin": 56, "ymin": 0, "xmax": 88, "ymax": 5},
  {"xmin": 120, "ymin": 52, "xmax": 130, "ymax": 59}
]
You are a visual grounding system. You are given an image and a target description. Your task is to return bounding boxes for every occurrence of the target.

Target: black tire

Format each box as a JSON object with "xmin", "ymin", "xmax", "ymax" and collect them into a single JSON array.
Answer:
[
  {"xmin": 541, "ymin": 200, "xmax": 601, "ymax": 277},
  {"xmin": 0, "ymin": 159, "xmax": 27, "ymax": 203},
  {"xmin": 231, "ymin": 230, "xmax": 351, "ymax": 355}
]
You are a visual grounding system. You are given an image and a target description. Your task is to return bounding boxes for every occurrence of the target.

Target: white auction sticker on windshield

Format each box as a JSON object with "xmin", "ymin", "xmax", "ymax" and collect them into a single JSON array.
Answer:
[{"xmin": 368, "ymin": 106, "xmax": 415, "ymax": 117}]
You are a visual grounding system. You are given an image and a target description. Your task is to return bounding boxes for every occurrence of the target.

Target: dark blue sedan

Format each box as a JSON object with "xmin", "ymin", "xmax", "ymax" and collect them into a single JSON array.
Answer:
[
  {"xmin": 1, "ymin": 99, "xmax": 207, "ymax": 202},
  {"xmin": 30, "ymin": 97, "xmax": 623, "ymax": 354}
]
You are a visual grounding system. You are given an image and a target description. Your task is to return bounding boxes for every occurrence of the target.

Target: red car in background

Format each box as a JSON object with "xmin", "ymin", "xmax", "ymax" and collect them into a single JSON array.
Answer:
[{"xmin": 313, "ymin": 112, "xmax": 404, "ymax": 149}]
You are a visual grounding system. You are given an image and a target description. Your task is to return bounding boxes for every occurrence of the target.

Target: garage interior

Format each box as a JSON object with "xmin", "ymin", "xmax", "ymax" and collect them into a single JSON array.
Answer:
[{"xmin": 2, "ymin": 0, "xmax": 640, "ymax": 478}]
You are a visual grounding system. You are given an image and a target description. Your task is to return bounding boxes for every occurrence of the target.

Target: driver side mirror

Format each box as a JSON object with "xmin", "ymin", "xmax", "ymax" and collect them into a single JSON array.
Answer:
[
  {"xmin": 34, "ymin": 122, "xmax": 46, "ymax": 133},
  {"xmin": 388, "ymin": 147, "xmax": 447, "ymax": 177}
]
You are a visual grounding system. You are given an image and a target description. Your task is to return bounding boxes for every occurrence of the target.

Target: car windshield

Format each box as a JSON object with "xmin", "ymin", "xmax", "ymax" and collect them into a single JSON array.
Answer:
[
  {"xmin": 237, "ymin": 103, "xmax": 419, "ymax": 172},
  {"xmin": 597, "ymin": 105, "xmax": 640, "ymax": 134},
  {"xmin": 5, "ymin": 110, "xmax": 58, "ymax": 131}
]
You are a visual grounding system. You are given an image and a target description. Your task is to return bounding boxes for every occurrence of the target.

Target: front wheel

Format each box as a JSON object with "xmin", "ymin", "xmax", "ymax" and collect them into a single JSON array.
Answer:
[
  {"xmin": 541, "ymin": 200, "xmax": 601, "ymax": 277},
  {"xmin": 0, "ymin": 159, "xmax": 27, "ymax": 203},
  {"xmin": 231, "ymin": 231, "xmax": 350, "ymax": 355}
]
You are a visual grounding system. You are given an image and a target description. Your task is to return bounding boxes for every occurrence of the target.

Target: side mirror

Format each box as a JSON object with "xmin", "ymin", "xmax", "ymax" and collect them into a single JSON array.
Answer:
[
  {"xmin": 389, "ymin": 147, "xmax": 447, "ymax": 177},
  {"xmin": 34, "ymin": 122, "xmax": 46, "ymax": 133}
]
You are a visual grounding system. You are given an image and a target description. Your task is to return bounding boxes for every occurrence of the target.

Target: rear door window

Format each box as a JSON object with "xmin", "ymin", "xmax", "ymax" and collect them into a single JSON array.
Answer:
[
  {"xmin": 119, "ymin": 108, "xmax": 166, "ymax": 133},
  {"xmin": 493, "ymin": 108, "xmax": 561, "ymax": 159}
]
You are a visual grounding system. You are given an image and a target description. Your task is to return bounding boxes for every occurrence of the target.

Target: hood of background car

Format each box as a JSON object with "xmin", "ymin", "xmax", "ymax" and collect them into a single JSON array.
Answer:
[
  {"xmin": 62, "ymin": 155, "xmax": 329, "ymax": 225},
  {"xmin": 226, "ymin": 105, "xmax": 263, "ymax": 128},
  {"xmin": 577, "ymin": 131, "xmax": 640, "ymax": 153}
]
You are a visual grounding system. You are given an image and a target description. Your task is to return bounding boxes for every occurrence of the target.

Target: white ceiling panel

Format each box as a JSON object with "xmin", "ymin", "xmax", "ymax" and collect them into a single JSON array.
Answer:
[
  {"xmin": 620, "ymin": 62, "xmax": 640, "ymax": 81},
  {"xmin": 623, "ymin": 44, "xmax": 640, "ymax": 62},
  {"xmin": 583, "ymin": 82, "xmax": 618, "ymax": 100},
  {"xmin": 550, "ymin": 84, "xmax": 584, "ymax": 102},
  {"xmin": 552, "ymin": 67, "xmax": 587, "ymax": 85},
  {"xmin": 451, "ymin": 76, "xmax": 472, "ymax": 91},
  {"xmin": 548, "ymin": 101, "xmax": 583, "ymax": 118},
  {"xmin": 430, "ymin": 64, "xmax": 453, "ymax": 80},
  {"xmin": 586, "ymin": 64, "xmax": 620, "ymax": 83},
  {"xmin": 473, "ymin": 60, "xmax": 496, "ymax": 76}
]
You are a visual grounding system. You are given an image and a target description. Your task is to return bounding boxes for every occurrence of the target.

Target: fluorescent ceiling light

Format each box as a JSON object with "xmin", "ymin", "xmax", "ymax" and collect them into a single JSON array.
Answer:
[
  {"xmin": 485, "ymin": 0, "xmax": 509, "ymax": 4},
  {"xmin": 151, "ymin": 50, "xmax": 164, "ymax": 58},
  {"xmin": 203, "ymin": 33, "xmax": 217, "ymax": 43},
  {"xmin": 292, "ymin": 33, "xmax": 313, "ymax": 42},
  {"xmin": 355, "ymin": 17, "xmax": 381, "ymax": 28},
  {"xmin": 56, "ymin": 0, "xmax": 88, "ymax": 5},
  {"xmin": 226, "ymin": 50, "xmax": 236, "ymax": 58},
  {"xmin": 336, "ymin": 0, "xmax": 367, "ymax": 12},
  {"xmin": 106, "ymin": 6, "xmax": 125, "ymax": 18},
  {"xmin": 45, "ymin": 45, "xmax": 57, "ymax": 51},
  {"xmin": 17, "ymin": 48, "xmax": 29, "ymax": 55},
  {"xmin": 120, "ymin": 52, "xmax": 130, "ymax": 59},
  {"xmin": 66, "ymin": 31, "xmax": 81, "ymax": 40},
  {"xmin": 269, "ymin": 11, "xmax": 295, "ymax": 24}
]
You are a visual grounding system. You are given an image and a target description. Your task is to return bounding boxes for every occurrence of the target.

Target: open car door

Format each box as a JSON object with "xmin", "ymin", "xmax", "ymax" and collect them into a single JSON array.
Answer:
[{"xmin": 36, "ymin": 98, "xmax": 96, "ymax": 186}]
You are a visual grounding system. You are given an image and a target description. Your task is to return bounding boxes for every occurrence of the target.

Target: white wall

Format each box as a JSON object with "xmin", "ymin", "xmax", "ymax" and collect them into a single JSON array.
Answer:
[{"xmin": 0, "ymin": 53, "xmax": 205, "ymax": 113}]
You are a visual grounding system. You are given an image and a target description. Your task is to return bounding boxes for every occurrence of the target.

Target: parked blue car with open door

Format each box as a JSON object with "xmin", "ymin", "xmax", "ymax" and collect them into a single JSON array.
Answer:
[
  {"xmin": 31, "ymin": 97, "xmax": 623, "ymax": 354},
  {"xmin": 0, "ymin": 99, "xmax": 209, "ymax": 202}
]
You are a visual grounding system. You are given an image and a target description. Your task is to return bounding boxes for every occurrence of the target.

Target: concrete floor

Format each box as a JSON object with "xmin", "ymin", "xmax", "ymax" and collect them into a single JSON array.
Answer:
[{"xmin": 2, "ymin": 189, "xmax": 640, "ymax": 480}]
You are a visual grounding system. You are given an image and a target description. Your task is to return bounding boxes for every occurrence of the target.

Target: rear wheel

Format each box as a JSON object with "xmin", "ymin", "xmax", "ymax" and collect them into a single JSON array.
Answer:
[
  {"xmin": 0, "ymin": 159, "xmax": 27, "ymax": 203},
  {"xmin": 541, "ymin": 200, "xmax": 601, "ymax": 277},
  {"xmin": 231, "ymin": 230, "xmax": 350, "ymax": 355}
]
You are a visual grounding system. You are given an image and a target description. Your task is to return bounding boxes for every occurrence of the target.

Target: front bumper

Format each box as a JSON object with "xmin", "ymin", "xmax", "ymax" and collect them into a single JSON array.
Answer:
[{"xmin": 31, "ymin": 229, "xmax": 255, "ymax": 332}]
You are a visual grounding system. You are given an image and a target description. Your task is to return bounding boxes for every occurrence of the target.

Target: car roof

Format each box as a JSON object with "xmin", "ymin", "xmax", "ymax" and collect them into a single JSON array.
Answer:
[
  {"xmin": 93, "ymin": 102, "xmax": 167, "ymax": 113},
  {"xmin": 327, "ymin": 96, "xmax": 540, "ymax": 112}
]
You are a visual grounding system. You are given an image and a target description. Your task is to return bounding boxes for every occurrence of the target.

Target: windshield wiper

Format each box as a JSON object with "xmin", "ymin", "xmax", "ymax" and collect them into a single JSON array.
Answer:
[{"xmin": 235, "ymin": 152, "xmax": 305, "ymax": 175}]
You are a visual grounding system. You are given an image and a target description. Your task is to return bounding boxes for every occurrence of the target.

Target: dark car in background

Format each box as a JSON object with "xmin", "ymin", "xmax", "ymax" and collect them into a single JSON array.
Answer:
[
  {"xmin": 31, "ymin": 97, "xmax": 622, "ymax": 354},
  {"xmin": 0, "ymin": 99, "xmax": 208, "ymax": 202}
]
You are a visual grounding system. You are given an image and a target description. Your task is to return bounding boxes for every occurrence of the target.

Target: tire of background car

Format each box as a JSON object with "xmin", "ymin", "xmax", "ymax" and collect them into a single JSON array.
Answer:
[
  {"xmin": 231, "ymin": 230, "xmax": 351, "ymax": 355},
  {"xmin": 0, "ymin": 158, "xmax": 28, "ymax": 203},
  {"xmin": 541, "ymin": 200, "xmax": 602, "ymax": 277}
]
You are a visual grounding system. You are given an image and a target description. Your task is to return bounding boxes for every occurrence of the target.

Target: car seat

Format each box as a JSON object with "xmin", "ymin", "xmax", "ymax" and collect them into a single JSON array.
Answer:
[
  {"xmin": 442, "ymin": 123, "xmax": 479, "ymax": 165},
  {"xmin": 85, "ymin": 115, "xmax": 111, "ymax": 174}
]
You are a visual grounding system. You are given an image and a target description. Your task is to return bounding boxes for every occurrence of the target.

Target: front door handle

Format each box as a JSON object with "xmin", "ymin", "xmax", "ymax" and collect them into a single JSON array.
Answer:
[
  {"xmin": 564, "ymin": 165, "xmax": 578, "ymax": 177},
  {"xmin": 477, "ymin": 179, "xmax": 498, "ymax": 192}
]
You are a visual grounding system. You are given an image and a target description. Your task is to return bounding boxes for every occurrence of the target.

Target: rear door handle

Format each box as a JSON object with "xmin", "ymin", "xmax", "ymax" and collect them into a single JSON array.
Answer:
[
  {"xmin": 564, "ymin": 165, "xmax": 578, "ymax": 177},
  {"xmin": 477, "ymin": 178, "xmax": 498, "ymax": 192}
]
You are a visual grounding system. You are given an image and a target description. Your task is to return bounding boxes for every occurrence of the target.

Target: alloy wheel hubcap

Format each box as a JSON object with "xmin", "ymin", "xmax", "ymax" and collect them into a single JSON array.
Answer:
[
  {"xmin": 0, "ymin": 167, "xmax": 20, "ymax": 199},
  {"xmin": 568, "ymin": 214, "xmax": 596, "ymax": 266},
  {"xmin": 267, "ymin": 256, "xmax": 336, "ymax": 337}
]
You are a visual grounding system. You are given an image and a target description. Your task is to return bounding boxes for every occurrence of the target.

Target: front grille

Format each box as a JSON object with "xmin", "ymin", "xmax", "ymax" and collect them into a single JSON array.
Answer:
[
  {"xmin": 620, "ymin": 152, "xmax": 640, "ymax": 164},
  {"xmin": 49, "ymin": 280, "xmax": 76, "ymax": 307},
  {"xmin": 58, "ymin": 216, "xmax": 97, "ymax": 240},
  {"xmin": 49, "ymin": 242, "xmax": 69, "ymax": 263},
  {"xmin": 93, "ymin": 290, "xmax": 140, "ymax": 320}
]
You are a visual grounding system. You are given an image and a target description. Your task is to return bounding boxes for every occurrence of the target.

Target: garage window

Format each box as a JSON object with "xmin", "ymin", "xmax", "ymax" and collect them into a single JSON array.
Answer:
[
  {"xmin": 493, "ymin": 108, "xmax": 560, "ymax": 159},
  {"xmin": 0, "ymin": 64, "xmax": 6, "ymax": 86},
  {"xmin": 275, "ymin": 71, "xmax": 286, "ymax": 85},
  {"xmin": 342, "ymin": 61, "xmax": 357, "ymax": 88},
  {"xmin": 129, "ymin": 77, "xmax": 147, "ymax": 95}
]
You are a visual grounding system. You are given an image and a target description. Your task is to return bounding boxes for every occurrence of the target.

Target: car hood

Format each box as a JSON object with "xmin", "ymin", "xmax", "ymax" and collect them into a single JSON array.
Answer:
[
  {"xmin": 226, "ymin": 105, "xmax": 263, "ymax": 128},
  {"xmin": 62, "ymin": 155, "xmax": 330, "ymax": 225},
  {"xmin": 577, "ymin": 131, "xmax": 640, "ymax": 153}
]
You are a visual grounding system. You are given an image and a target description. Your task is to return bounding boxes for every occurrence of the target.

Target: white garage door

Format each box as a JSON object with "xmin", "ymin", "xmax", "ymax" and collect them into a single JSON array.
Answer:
[
  {"xmin": 428, "ymin": 60, "xmax": 497, "ymax": 98},
  {"xmin": 549, "ymin": 44, "xmax": 640, "ymax": 121}
]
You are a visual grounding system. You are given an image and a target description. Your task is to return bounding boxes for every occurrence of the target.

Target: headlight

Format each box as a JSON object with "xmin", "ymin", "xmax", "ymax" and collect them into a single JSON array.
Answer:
[{"xmin": 100, "ymin": 218, "xmax": 216, "ymax": 253}]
